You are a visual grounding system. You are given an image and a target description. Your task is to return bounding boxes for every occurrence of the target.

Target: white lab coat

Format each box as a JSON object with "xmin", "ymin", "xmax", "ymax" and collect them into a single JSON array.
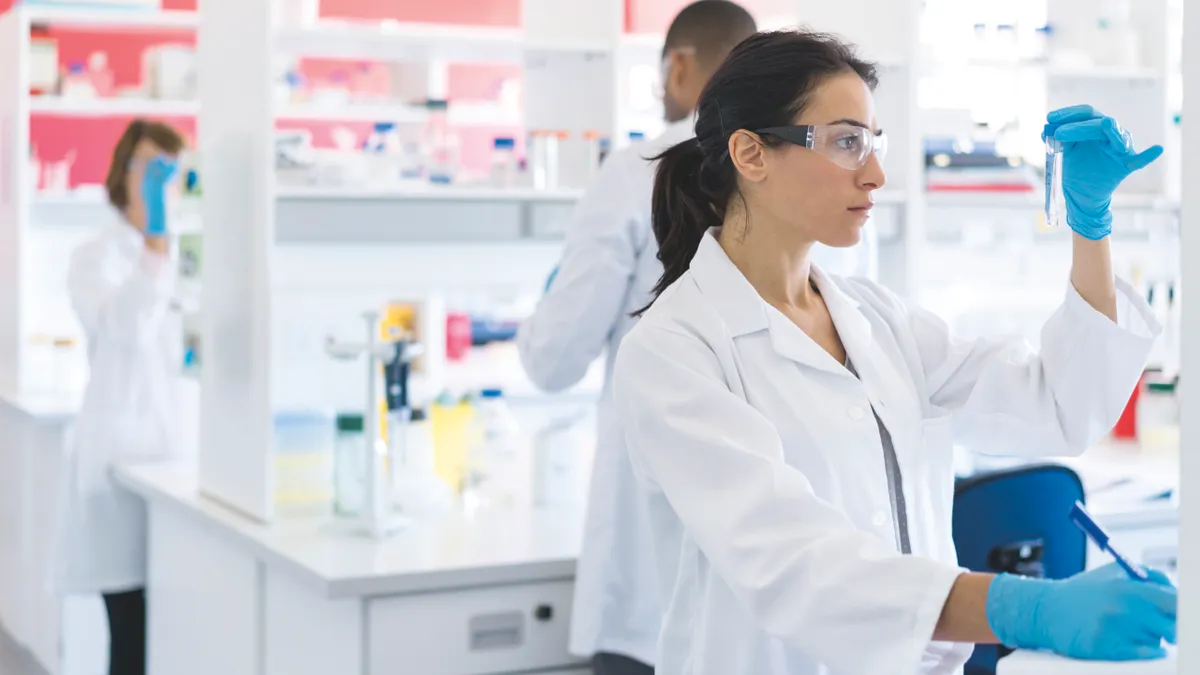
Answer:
[
  {"xmin": 517, "ymin": 122, "xmax": 876, "ymax": 664},
  {"xmin": 54, "ymin": 219, "xmax": 191, "ymax": 594},
  {"xmin": 612, "ymin": 229, "xmax": 1159, "ymax": 675}
]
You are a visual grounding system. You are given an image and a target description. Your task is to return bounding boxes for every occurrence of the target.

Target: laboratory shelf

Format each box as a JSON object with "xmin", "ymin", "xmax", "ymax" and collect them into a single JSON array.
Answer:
[
  {"xmin": 28, "ymin": 95, "xmax": 196, "ymax": 118},
  {"xmin": 276, "ymin": 21, "xmax": 526, "ymax": 63},
  {"xmin": 275, "ymin": 185, "xmax": 583, "ymax": 203},
  {"xmin": 921, "ymin": 58, "xmax": 1163, "ymax": 81},
  {"xmin": 277, "ymin": 101, "xmax": 519, "ymax": 127},
  {"xmin": 15, "ymin": 4, "xmax": 196, "ymax": 31}
]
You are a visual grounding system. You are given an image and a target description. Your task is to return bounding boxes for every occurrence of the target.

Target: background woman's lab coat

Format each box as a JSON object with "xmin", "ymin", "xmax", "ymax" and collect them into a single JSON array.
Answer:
[
  {"xmin": 54, "ymin": 220, "xmax": 193, "ymax": 594},
  {"xmin": 613, "ymin": 231, "xmax": 1158, "ymax": 675},
  {"xmin": 517, "ymin": 124, "xmax": 878, "ymax": 664}
]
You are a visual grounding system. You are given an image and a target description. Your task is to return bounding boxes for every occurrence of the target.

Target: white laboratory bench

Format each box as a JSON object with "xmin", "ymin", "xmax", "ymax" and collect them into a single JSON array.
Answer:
[
  {"xmin": 114, "ymin": 461, "xmax": 591, "ymax": 675},
  {"xmin": 0, "ymin": 384, "xmax": 105, "ymax": 675},
  {"xmin": 998, "ymin": 648, "xmax": 1177, "ymax": 674},
  {"xmin": 2, "ymin": 370, "xmax": 1181, "ymax": 675}
]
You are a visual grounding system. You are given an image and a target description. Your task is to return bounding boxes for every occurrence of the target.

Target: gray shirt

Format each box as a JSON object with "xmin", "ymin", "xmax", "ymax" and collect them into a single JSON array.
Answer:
[{"xmin": 846, "ymin": 358, "xmax": 911, "ymax": 554}]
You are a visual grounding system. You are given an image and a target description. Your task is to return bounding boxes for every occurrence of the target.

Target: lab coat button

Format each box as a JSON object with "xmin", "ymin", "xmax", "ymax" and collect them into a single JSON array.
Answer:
[
  {"xmin": 847, "ymin": 406, "xmax": 866, "ymax": 421},
  {"xmin": 872, "ymin": 512, "xmax": 887, "ymax": 528}
]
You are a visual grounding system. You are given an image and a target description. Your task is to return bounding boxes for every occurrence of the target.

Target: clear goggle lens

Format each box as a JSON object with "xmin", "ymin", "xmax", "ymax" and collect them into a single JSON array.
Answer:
[{"xmin": 758, "ymin": 124, "xmax": 888, "ymax": 170}]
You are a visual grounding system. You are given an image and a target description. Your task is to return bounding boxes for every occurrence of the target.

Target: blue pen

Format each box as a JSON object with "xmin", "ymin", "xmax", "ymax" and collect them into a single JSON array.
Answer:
[{"xmin": 1070, "ymin": 501, "xmax": 1149, "ymax": 581}]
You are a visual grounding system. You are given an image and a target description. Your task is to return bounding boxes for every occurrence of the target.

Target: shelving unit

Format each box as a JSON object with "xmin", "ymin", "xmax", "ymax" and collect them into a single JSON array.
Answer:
[
  {"xmin": 0, "ymin": 0, "xmax": 1185, "ymax": 523},
  {"xmin": 29, "ymin": 94, "xmax": 196, "ymax": 117}
]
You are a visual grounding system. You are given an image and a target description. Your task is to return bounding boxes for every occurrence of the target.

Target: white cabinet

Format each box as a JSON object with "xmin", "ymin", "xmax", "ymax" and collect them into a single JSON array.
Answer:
[{"xmin": 367, "ymin": 580, "xmax": 583, "ymax": 675}]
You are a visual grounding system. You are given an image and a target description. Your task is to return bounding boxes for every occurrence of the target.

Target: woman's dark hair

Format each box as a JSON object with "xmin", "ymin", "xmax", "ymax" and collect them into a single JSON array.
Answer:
[
  {"xmin": 637, "ymin": 29, "xmax": 878, "ymax": 316},
  {"xmin": 106, "ymin": 118, "xmax": 186, "ymax": 211}
]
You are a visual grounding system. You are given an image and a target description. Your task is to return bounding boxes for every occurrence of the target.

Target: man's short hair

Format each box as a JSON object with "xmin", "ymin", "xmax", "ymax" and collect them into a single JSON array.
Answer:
[{"xmin": 663, "ymin": 0, "xmax": 758, "ymax": 67}]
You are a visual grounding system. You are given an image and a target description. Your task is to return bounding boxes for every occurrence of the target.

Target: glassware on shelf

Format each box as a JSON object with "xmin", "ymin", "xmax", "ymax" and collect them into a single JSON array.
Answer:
[
  {"xmin": 59, "ymin": 61, "xmax": 96, "ymax": 99},
  {"xmin": 583, "ymin": 130, "xmax": 609, "ymax": 179},
  {"xmin": 529, "ymin": 129, "xmax": 564, "ymax": 190},
  {"xmin": 490, "ymin": 136, "xmax": 517, "ymax": 188},
  {"xmin": 424, "ymin": 100, "xmax": 461, "ymax": 185}
]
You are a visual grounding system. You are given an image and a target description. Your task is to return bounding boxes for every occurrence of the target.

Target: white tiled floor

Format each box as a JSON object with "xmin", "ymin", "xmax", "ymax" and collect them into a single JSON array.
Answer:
[{"xmin": 0, "ymin": 629, "xmax": 45, "ymax": 675}]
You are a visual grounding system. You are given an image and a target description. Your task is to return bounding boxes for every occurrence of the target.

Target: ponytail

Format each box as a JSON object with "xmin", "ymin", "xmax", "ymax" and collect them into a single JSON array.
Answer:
[{"xmin": 635, "ymin": 137, "xmax": 733, "ymax": 316}]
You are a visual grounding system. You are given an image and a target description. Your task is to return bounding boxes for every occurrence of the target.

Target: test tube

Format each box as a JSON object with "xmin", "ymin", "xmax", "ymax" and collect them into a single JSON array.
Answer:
[
  {"xmin": 547, "ymin": 131, "xmax": 567, "ymax": 190},
  {"xmin": 1043, "ymin": 123, "xmax": 1065, "ymax": 229},
  {"xmin": 529, "ymin": 130, "xmax": 548, "ymax": 190},
  {"xmin": 583, "ymin": 130, "xmax": 609, "ymax": 179}
]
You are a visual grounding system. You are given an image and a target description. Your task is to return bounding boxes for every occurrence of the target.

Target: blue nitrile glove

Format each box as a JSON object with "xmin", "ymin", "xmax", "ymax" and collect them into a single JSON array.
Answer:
[
  {"xmin": 987, "ymin": 563, "xmax": 1177, "ymax": 661},
  {"xmin": 140, "ymin": 155, "xmax": 179, "ymax": 238},
  {"xmin": 1044, "ymin": 105, "xmax": 1164, "ymax": 240}
]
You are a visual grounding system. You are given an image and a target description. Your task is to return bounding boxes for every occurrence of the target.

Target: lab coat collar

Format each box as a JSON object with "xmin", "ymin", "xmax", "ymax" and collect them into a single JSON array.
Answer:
[
  {"xmin": 110, "ymin": 210, "xmax": 145, "ymax": 252},
  {"xmin": 764, "ymin": 265, "xmax": 872, "ymax": 377},
  {"xmin": 689, "ymin": 229, "xmax": 770, "ymax": 337},
  {"xmin": 689, "ymin": 229, "xmax": 874, "ymax": 376}
]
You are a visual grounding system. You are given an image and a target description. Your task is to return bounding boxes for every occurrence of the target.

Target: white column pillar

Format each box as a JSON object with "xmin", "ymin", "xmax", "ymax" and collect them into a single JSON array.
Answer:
[
  {"xmin": 1177, "ymin": 0, "xmax": 1198, "ymax": 666},
  {"xmin": 196, "ymin": 0, "xmax": 277, "ymax": 521}
]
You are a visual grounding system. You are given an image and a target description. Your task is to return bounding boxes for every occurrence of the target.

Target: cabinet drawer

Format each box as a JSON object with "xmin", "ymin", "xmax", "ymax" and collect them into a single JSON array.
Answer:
[{"xmin": 367, "ymin": 580, "xmax": 584, "ymax": 675}]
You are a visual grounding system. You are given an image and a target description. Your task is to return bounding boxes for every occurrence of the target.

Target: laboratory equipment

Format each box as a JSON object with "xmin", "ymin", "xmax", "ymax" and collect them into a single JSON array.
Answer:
[
  {"xmin": 29, "ymin": 34, "xmax": 57, "ymax": 96},
  {"xmin": 273, "ymin": 411, "xmax": 334, "ymax": 506},
  {"xmin": 1045, "ymin": 106, "xmax": 1163, "ymax": 241},
  {"xmin": 424, "ymin": 99, "xmax": 460, "ymax": 185},
  {"xmin": 1044, "ymin": 123, "xmax": 1065, "ymax": 230},
  {"xmin": 334, "ymin": 413, "xmax": 366, "ymax": 516},
  {"xmin": 59, "ymin": 62, "xmax": 95, "ymax": 99},
  {"xmin": 325, "ymin": 312, "xmax": 410, "ymax": 538},
  {"xmin": 490, "ymin": 136, "xmax": 517, "ymax": 188},
  {"xmin": 391, "ymin": 407, "xmax": 452, "ymax": 513},
  {"xmin": 628, "ymin": 130, "xmax": 646, "ymax": 143},
  {"xmin": 365, "ymin": 121, "xmax": 402, "ymax": 186},
  {"xmin": 1137, "ymin": 379, "xmax": 1179, "ymax": 454},
  {"xmin": 582, "ymin": 130, "xmax": 608, "ymax": 178},
  {"xmin": 998, "ymin": 648, "xmax": 1176, "ymax": 675},
  {"xmin": 1070, "ymin": 502, "xmax": 1149, "ymax": 581},
  {"xmin": 529, "ymin": 130, "xmax": 563, "ymax": 190},
  {"xmin": 142, "ymin": 45, "xmax": 196, "ymax": 100},
  {"xmin": 462, "ymin": 388, "xmax": 523, "ymax": 511},
  {"xmin": 86, "ymin": 51, "xmax": 114, "ymax": 98}
]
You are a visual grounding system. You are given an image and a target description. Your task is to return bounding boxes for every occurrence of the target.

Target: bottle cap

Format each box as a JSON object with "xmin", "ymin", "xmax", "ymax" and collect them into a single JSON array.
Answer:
[
  {"xmin": 493, "ymin": 136, "xmax": 516, "ymax": 150},
  {"xmin": 480, "ymin": 388, "xmax": 504, "ymax": 399},
  {"xmin": 337, "ymin": 413, "xmax": 364, "ymax": 432}
]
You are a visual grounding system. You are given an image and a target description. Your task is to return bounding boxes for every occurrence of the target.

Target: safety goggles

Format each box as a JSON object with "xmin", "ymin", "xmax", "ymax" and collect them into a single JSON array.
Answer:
[{"xmin": 755, "ymin": 124, "xmax": 888, "ymax": 170}]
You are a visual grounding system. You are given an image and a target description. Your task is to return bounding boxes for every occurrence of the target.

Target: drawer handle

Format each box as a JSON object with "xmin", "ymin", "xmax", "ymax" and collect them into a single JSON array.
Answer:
[
  {"xmin": 469, "ymin": 611, "xmax": 525, "ymax": 651},
  {"xmin": 534, "ymin": 604, "xmax": 554, "ymax": 622}
]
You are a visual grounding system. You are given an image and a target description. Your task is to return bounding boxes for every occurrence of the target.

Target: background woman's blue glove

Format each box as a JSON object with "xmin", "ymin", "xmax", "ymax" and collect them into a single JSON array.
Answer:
[
  {"xmin": 141, "ymin": 155, "xmax": 179, "ymax": 238},
  {"xmin": 1044, "ymin": 105, "xmax": 1163, "ymax": 240},
  {"xmin": 987, "ymin": 563, "xmax": 1177, "ymax": 661}
]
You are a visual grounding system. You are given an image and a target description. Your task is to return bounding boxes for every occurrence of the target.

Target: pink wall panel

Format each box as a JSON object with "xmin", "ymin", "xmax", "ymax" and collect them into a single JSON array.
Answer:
[
  {"xmin": 17, "ymin": 1, "xmax": 524, "ymax": 186},
  {"xmin": 318, "ymin": 0, "xmax": 519, "ymax": 26},
  {"xmin": 30, "ymin": 115, "xmax": 196, "ymax": 188}
]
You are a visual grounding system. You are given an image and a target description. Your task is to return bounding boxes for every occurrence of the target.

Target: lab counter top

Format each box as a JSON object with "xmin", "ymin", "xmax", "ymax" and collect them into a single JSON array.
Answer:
[
  {"xmin": 0, "ymin": 384, "xmax": 83, "ymax": 422},
  {"xmin": 114, "ymin": 461, "xmax": 586, "ymax": 599}
]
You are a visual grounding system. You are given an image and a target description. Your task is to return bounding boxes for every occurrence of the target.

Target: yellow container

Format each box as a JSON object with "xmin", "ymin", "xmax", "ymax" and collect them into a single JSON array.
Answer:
[{"xmin": 430, "ymin": 401, "xmax": 476, "ymax": 493}]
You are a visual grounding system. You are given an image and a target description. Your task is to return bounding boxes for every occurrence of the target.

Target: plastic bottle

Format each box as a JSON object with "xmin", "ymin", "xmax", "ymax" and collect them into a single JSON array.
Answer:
[
  {"xmin": 1043, "ymin": 123, "xmax": 1065, "ymax": 229},
  {"xmin": 490, "ymin": 136, "xmax": 517, "ymax": 188},
  {"xmin": 529, "ymin": 130, "xmax": 564, "ymax": 190},
  {"xmin": 391, "ymin": 407, "xmax": 453, "ymax": 513},
  {"xmin": 462, "ymin": 389, "xmax": 522, "ymax": 511},
  {"xmin": 334, "ymin": 413, "xmax": 367, "ymax": 517},
  {"xmin": 424, "ymin": 99, "xmax": 460, "ymax": 185}
]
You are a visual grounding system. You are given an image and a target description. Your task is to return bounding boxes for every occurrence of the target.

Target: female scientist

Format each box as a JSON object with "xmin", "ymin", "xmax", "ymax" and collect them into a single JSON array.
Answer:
[
  {"xmin": 54, "ymin": 119, "xmax": 188, "ymax": 675},
  {"xmin": 612, "ymin": 30, "xmax": 1174, "ymax": 675}
]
